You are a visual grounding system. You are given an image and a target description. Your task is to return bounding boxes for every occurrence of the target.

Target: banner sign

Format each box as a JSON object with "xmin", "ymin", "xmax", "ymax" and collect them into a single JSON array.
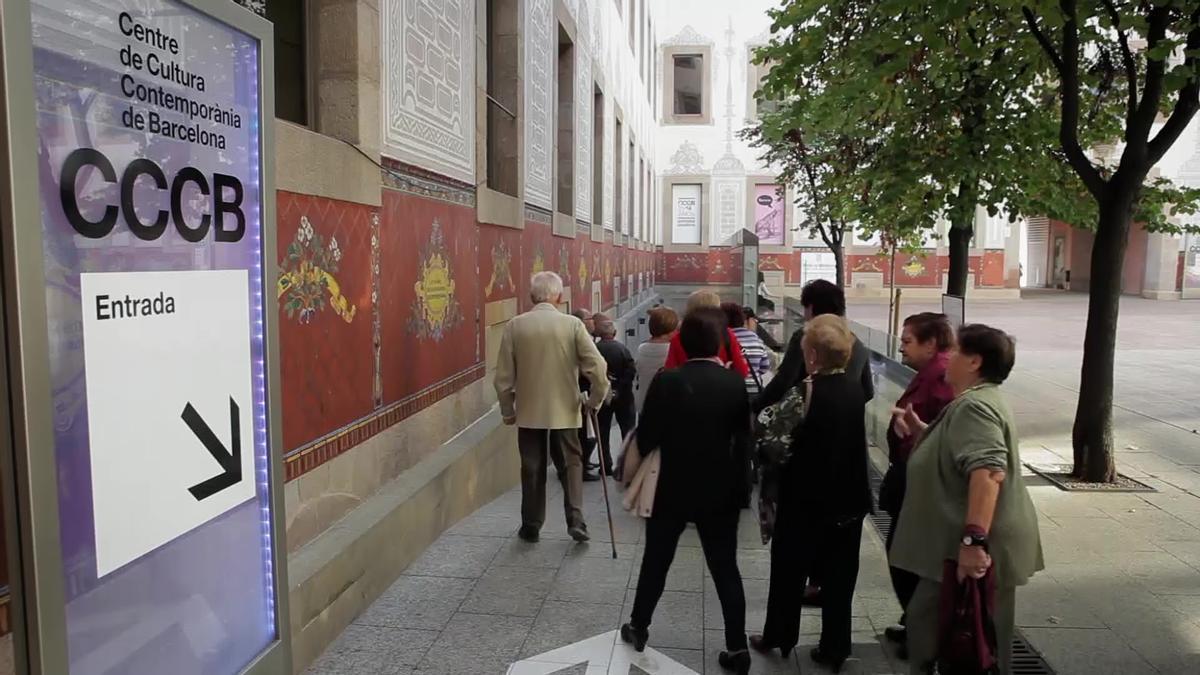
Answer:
[
  {"xmin": 30, "ymin": 0, "xmax": 277, "ymax": 672},
  {"xmin": 671, "ymin": 183, "xmax": 702, "ymax": 245},
  {"xmin": 754, "ymin": 184, "xmax": 785, "ymax": 245}
]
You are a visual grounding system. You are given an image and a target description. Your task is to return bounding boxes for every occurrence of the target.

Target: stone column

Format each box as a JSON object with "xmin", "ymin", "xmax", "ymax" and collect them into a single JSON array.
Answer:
[
  {"xmin": 312, "ymin": 0, "xmax": 381, "ymax": 157},
  {"xmin": 1142, "ymin": 230, "xmax": 1182, "ymax": 300},
  {"xmin": 1005, "ymin": 215, "xmax": 1022, "ymax": 288}
]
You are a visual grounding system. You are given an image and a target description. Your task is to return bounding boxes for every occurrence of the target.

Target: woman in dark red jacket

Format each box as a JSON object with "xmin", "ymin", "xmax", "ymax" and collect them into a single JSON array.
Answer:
[
  {"xmin": 664, "ymin": 291, "xmax": 750, "ymax": 377},
  {"xmin": 881, "ymin": 312, "xmax": 956, "ymax": 657}
]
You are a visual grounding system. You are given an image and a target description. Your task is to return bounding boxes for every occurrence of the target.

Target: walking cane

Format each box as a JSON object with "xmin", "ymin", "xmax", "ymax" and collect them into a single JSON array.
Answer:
[{"xmin": 588, "ymin": 407, "xmax": 620, "ymax": 559}]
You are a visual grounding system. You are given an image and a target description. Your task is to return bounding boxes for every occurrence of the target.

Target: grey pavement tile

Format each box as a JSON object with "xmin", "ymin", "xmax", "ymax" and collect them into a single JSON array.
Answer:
[
  {"xmin": 702, "ymin": 576, "xmax": 768, "ymax": 634},
  {"xmin": 630, "ymin": 545, "xmax": 704, "ymax": 592},
  {"xmin": 654, "ymin": 647, "xmax": 704, "ymax": 673},
  {"xmin": 405, "ymin": 534, "xmax": 504, "ymax": 578},
  {"xmin": 854, "ymin": 597, "xmax": 903, "ymax": 625},
  {"xmin": 621, "ymin": 589, "xmax": 704, "ymax": 650},
  {"xmin": 459, "ymin": 564, "xmax": 556, "ymax": 617},
  {"xmin": 491, "ymin": 537, "xmax": 573, "ymax": 569},
  {"xmin": 551, "ymin": 555, "xmax": 633, "ymax": 605},
  {"xmin": 447, "ymin": 511, "xmax": 524, "ymax": 538},
  {"xmin": 520, "ymin": 600, "xmax": 624, "ymax": 659},
  {"xmin": 1021, "ymin": 627, "xmax": 1158, "ymax": 675},
  {"xmin": 355, "ymin": 575, "xmax": 475, "ymax": 630},
  {"xmin": 1014, "ymin": 574, "xmax": 1106, "ymax": 630},
  {"xmin": 415, "ymin": 613, "xmax": 534, "ymax": 675},
  {"xmin": 729, "ymin": 547, "xmax": 773, "ymax": 580},
  {"xmin": 1113, "ymin": 550, "xmax": 1200, "ymax": 596},
  {"xmin": 307, "ymin": 624, "xmax": 438, "ymax": 675},
  {"xmin": 570, "ymin": 541, "xmax": 638, "ymax": 559}
]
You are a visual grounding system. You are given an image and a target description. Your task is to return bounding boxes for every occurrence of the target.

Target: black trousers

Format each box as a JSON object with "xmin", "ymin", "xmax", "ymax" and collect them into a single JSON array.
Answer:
[
  {"xmin": 595, "ymin": 396, "xmax": 636, "ymax": 471},
  {"xmin": 761, "ymin": 504, "xmax": 864, "ymax": 658},
  {"xmin": 631, "ymin": 511, "xmax": 748, "ymax": 652},
  {"xmin": 886, "ymin": 506, "xmax": 920, "ymax": 616}
]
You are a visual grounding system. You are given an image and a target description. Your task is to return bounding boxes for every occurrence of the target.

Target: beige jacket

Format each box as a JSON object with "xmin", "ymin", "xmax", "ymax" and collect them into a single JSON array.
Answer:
[
  {"xmin": 494, "ymin": 303, "xmax": 610, "ymax": 429},
  {"xmin": 620, "ymin": 433, "xmax": 659, "ymax": 518}
]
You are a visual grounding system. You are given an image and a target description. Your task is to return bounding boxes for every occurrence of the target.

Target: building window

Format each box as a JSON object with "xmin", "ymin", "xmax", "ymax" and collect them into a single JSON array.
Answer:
[
  {"xmin": 593, "ymin": 86, "xmax": 605, "ymax": 227},
  {"xmin": 265, "ymin": 0, "xmax": 308, "ymax": 125},
  {"xmin": 747, "ymin": 56, "xmax": 780, "ymax": 120},
  {"xmin": 672, "ymin": 184, "xmax": 702, "ymax": 245},
  {"xmin": 672, "ymin": 54, "xmax": 704, "ymax": 116},
  {"xmin": 638, "ymin": 157, "xmax": 646, "ymax": 240},
  {"xmin": 487, "ymin": 0, "xmax": 521, "ymax": 197},
  {"xmin": 628, "ymin": 138, "xmax": 636, "ymax": 236},
  {"xmin": 629, "ymin": 0, "xmax": 637, "ymax": 52},
  {"xmin": 614, "ymin": 117, "xmax": 624, "ymax": 232},
  {"xmin": 556, "ymin": 25, "xmax": 575, "ymax": 214}
]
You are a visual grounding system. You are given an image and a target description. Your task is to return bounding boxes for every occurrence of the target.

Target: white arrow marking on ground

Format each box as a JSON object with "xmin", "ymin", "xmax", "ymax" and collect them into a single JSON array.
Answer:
[{"xmin": 506, "ymin": 630, "xmax": 700, "ymax": 675}]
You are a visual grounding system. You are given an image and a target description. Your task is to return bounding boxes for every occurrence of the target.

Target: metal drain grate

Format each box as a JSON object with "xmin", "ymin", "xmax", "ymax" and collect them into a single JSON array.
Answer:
[{"xmin": 866, "ymin": 464, "xmax": 1056, "ymax": 674}]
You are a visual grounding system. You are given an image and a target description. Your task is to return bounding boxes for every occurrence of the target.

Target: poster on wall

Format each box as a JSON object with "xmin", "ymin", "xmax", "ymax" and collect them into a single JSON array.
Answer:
[
  {"xmin": 754, "ymin": 184, "xmax": 785, "ymax": 245},
  {"xmin": 672, "ymin": 183, "xmax": 702, "ymax": 244},
  {"xmin": 29, "ymin": 0, "xmax": 277, "ymax": 672}
]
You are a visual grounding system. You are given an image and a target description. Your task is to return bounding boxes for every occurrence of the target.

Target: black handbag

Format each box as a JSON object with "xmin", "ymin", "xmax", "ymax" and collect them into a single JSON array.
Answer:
[{"xmin": 878, "ymin": 462, "xmax": 906, "ymax": 516}]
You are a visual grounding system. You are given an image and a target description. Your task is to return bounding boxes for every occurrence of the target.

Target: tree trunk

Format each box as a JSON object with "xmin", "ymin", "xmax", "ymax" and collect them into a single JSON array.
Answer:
[
  {"xmin": 832, "ymin": 241, "xmax": 845, "ymax": 289},
  {"xmin": 1072, "ymin": 188, "xmax": 1136, "ymax": 483},
  {"xmin": 946, "ymin": 181, "xmax": 978, "ymax": 298},
  {"xmin": 947, "ymin": 225, "xmax": 972, "ymax": 297}
]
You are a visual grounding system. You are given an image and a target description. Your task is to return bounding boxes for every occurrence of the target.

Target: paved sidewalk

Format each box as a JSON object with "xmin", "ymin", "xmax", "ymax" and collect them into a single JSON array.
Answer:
[{"xmin": 305, "ymin": 475, "xmax": 909, "ymax": 675}]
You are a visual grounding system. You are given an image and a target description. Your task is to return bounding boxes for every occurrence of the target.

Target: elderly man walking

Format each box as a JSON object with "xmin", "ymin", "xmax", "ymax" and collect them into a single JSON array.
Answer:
[{"xmin": 495, "ymin": 272, "xmax": 610, "ymax": 543}]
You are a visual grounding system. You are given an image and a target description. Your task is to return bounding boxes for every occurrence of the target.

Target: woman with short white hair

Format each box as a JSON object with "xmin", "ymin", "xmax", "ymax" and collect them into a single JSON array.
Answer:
[{"xmin": 752, "ymin": 314, "xmax": 872, "ymax": 671}]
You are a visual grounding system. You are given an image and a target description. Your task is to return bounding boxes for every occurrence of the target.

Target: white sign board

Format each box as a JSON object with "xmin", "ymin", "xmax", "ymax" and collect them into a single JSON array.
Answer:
[
  {"xmin": 671, "ymin": 184, "xmax": 702, "ymax": 245},
  {"xmin": 81, "ymin": 270, "xmax": 255, "ymax": 577}
]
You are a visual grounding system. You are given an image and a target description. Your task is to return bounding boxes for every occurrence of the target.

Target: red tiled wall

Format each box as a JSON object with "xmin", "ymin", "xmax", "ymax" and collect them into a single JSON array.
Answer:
[
  {"xmin": 379, "ymin": 188, "xmax": 480, "ymax": 404},
  {"xmin": 276, "ymin": 191, "xmax": 377, "ymax": 452}
]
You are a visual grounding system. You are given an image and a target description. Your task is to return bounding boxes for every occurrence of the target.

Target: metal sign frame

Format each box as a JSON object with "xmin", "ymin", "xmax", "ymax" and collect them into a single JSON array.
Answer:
[{"xmin": 0, "ymin": 0, "xmax": 290, "ymax": 672}]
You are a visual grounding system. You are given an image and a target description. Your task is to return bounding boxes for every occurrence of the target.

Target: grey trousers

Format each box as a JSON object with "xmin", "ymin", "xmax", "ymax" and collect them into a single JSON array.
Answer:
[
  {"xmin": 517, "ymin": 428, "xmax": 585, "ymax": 530},
  {"xmin": 906, "ymin": 577, "xmax": 1016, "ymax": 675}
]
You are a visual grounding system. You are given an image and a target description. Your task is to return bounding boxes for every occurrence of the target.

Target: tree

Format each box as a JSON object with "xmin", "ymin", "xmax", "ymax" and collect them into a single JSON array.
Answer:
[
  {"xmin": 746, "ymin": 1, "xmax": 942, "ymax": 286},
  {"xmin": 1020, "ymin": 0, "xmax": 1200, "ymax": 481},
  {"xmin": 751, "ymin": 1, "xmax": 1111, "ymax": 298}
]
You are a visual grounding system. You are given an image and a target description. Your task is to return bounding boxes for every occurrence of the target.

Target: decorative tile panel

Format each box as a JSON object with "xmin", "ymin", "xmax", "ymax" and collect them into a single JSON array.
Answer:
[
  {"xmin": 714, "ymin": 179, "xmax": 743, "ymax": 243},
  {"xmin": 383, "ymin": 0, "xmax": 476, "ymax": 184},
  {"xmin": 524, "ymin": 0, "xmax": 554, "ymax": 210},
  {"xmin": 574, "ymin": 9, "xmax": 593, "ymax": 223},
  {"xmin": 603, "ymin": 97, "xmax": 615, "ymax": 229}
]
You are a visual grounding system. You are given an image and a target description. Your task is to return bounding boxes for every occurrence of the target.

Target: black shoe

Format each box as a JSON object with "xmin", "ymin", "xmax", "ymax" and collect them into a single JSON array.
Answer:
[
  {"xmin": 748, "ymin": 635, "xmax": 793, "ymax": 658},
  {"xmin": 620, "ymin": 622, "xmax": 649, "ymax": 652},
  {"xmin": 582, "ymin": 472, "xmax": 601, "ymax": 482},
  {"xmin": 517, "ymin": 526, "xmax": 539, "ymax": 543},
  {"xmin": 810, "ymin": 647, "xmax": 847, "ymax": 674},
  {"xmin": 717, "ymin": 649, "xmax": 751, "ymax": 675},
  {"xmin": 884, "ymin": 624, "xmax": 906, "ymax": 644},
  {"xmin": 568, "ymin": 524, "xmax": 591, "ymax": 542}
]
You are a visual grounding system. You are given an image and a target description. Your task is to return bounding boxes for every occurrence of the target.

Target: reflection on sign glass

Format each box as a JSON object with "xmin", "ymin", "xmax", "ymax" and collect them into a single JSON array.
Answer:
[{"xmin": 31, "ymin": 0, "xmax": 276, "ymax": 673}]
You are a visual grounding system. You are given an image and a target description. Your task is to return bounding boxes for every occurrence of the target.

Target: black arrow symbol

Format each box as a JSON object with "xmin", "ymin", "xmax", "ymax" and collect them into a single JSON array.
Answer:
[{"xmin": 182, "ymin": 397, "xmax": 242, "ymax": 501}]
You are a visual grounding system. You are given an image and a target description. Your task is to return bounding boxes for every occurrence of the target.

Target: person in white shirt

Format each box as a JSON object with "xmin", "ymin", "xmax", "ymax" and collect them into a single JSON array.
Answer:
[{"xmin": 634, "ymin": 306, "xmax": 678, "ymax": 413}]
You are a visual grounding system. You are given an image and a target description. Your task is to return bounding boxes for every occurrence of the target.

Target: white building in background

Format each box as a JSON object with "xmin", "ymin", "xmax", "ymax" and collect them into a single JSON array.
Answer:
[{"xmin": 650, "ymin": 0, "xmax": 1021, "ymax": 299}]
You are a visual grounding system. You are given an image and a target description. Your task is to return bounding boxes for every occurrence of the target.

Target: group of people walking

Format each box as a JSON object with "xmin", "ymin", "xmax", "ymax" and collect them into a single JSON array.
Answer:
[{"xmin": 494, "ymin": 271, "xmax": 1043, "ymax": 674}]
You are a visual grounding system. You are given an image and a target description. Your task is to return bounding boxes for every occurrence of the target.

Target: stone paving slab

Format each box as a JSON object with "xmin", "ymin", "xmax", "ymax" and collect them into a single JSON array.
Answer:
[{"xmin": 307, "ymin": 475, "xmax": 906, "ymax": 675}]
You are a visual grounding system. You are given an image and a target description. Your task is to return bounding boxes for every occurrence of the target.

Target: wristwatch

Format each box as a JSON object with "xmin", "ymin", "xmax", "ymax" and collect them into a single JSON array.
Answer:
[
  {"xmin": 961, "ymin": 526, "xmax": 988, "ymax": 548},
  {"xmin": 961, "ymin": 532, "xmax": 988, "ymax": 547}
]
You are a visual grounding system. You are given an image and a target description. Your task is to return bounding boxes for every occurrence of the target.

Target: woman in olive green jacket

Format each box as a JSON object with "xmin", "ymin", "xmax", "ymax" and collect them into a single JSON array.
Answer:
[{"xmin": 889, "ymin": 324, "xmax": 1044, "ymax": 675}]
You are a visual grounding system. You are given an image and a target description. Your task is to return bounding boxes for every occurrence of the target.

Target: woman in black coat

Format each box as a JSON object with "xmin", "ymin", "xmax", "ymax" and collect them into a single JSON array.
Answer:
[{"xmin": 750, "ymin": 314, "xmax": 873, "ymax": 673}]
